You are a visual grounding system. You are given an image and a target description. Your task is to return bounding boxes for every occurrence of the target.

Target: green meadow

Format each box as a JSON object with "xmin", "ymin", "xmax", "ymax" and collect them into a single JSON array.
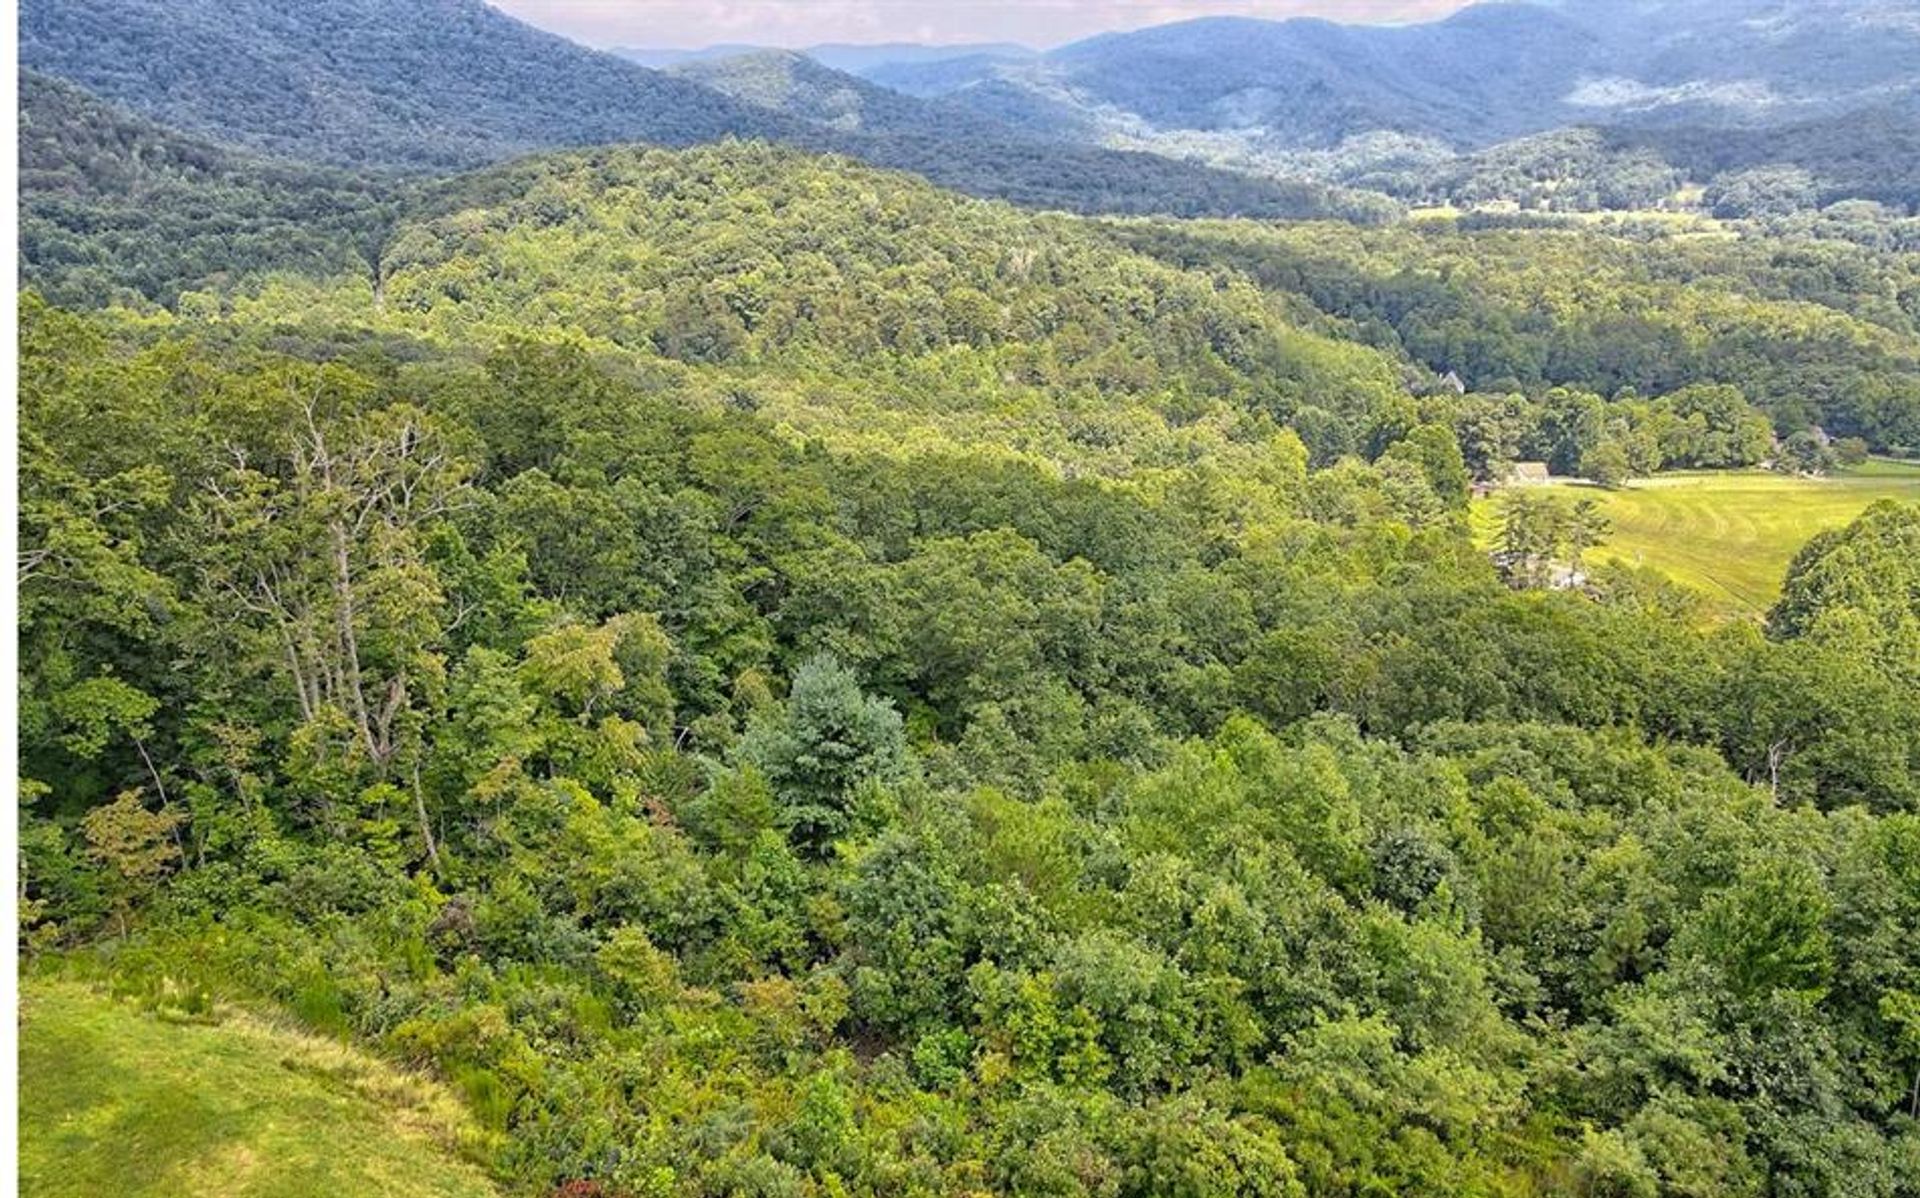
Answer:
[
  {"xmin": 20, "ymin": 980, "xmax": 499, "ymax": 1198},
  {"xmin": 1473, "ymin": 460, "xmax": 1920, "ymax": 617}
]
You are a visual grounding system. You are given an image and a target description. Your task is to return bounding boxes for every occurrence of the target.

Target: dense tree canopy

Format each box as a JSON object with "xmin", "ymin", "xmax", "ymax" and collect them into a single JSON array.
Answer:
[
  {"xmin": 15, "ymin": 59, "xmax": 1920, "ymax": 1198},
  {"xmin": 21, "ymin": 274, "xmax": 1920, "ymax": 1193},
  {"xmin": 1117, "ymin": 217, "xmax": 1920, "ymax": 452},
  {"xmin": 18, "ymin": 72, "xmax": 402, "ymax": 308}
]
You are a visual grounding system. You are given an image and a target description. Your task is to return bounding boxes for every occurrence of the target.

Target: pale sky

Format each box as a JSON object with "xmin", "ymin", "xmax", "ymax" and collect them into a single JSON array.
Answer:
[{"xmin": 490, "ymin": 0, "xmax": 1477, "ymax": 51}]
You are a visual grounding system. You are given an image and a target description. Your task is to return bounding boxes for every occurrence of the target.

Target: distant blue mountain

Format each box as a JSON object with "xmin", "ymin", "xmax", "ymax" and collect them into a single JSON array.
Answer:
[
  {"xmin": 22, "ymin": 0, "xmax": 1920, "ymax": 212},
  {"xmin": 614, "ymin": 41, "xmax": 1035, "ymax": 76},
  {"xmin": 924, "ymin": 0, "xmax": 1920, "ymax": 150}
]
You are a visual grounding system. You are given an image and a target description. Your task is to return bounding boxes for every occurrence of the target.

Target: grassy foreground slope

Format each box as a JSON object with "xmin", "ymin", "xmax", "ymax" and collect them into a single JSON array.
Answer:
[
  {"xmin": 20, "ymin": 980, "xmax": 499, "ymax": 1198},
  {"xmin": 1474, "ymin": 460, "xmax": 1920, "ymax": 615}
]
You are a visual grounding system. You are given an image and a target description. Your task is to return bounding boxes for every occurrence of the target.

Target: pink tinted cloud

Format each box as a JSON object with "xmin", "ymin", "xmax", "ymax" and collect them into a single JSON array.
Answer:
[{"xmin": 491, "ymin": 0, "xmax": 1475, "ymax": 50}]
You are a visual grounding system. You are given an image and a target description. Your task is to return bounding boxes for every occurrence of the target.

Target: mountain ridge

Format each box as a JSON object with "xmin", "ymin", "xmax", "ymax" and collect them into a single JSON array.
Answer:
[
  {"xmin": 855, "ymin": 0, "xmax": 1920, "ymax": 209},
  {"xmin": 18, "ymin": 0, "xmax": 807, "ymax": 171},
  {"xmin": 945, "ymin": 0, "xmax": 1920, "ymax": 148},
  {"xmin": 19, "ymin": 0, "xmax": 1391, "ymax": 221},
  {"xmin": 618, "ymin": 41, "xmax": 1036, "ymax": 73}
]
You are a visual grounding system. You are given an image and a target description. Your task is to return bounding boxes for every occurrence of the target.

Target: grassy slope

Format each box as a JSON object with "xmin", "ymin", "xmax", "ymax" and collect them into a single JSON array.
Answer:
[
  {"xmin": 20, "ymin": 980, "xmax": 499, "ymax": 1198},
  {"xmin": 1473, "ymin": 460, "xmax": 1920, "ymax": 617}
]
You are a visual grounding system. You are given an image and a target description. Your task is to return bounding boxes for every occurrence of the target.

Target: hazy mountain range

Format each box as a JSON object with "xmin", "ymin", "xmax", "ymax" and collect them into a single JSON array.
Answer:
[
  {"xmin": 18, "ymin": 0, "xmax": 1383, "ymax": 220},
  {"xmin": 615, "ymin": 42, "xmax": 1036, "ymax": 74},
  {"xmin": 612, "ymin": 0, "xmax": 1920, "ymax": 211},
  {"xmin": 19, "ymin": 0, "xmax": 1920, "ymax": 213},
  {"xmin": 848, "ymin": 0, "xmax": 1920, "ymax": 197},
  {"xmin": 616, "ymin": 1, "xmax": 1920, "ymax": 144}
]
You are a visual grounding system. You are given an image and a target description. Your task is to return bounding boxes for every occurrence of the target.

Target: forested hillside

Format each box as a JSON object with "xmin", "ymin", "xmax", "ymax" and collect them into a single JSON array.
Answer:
[
  {"xmin": 138, "ymin": 136, "xmax": 1917, "ymax": 461},
  {"xmin": 22, "ymin": 94, "xmax": 1920, "ymax": 461},
  {"xmin": 19, "ymin": 120, "xmax": 1920, "ymax": 1198},
  {"xmin": 1116, "ymin": 218, "xmax": 1920, "ymax": 453},
  {"xmin": 19, "ymin": 72, "xmax": 402, "ymax": 307},
  {"xmin": 666, "ymin": 51, "xmax": 1022, "ymax": 138},
  {"xmin": 216, "ymin": 142, "xmax": 1407, "ymax": 470},
  {"xmin": 18, "ymin": 0, "xmax": 797, "ymax": 170},
  {"xmin": 21, "ymin": 275, "xmax": 1920, "ymax": 1194}
]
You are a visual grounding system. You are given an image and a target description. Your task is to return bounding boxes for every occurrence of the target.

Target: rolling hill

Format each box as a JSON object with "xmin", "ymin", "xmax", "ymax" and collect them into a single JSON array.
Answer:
[
  {"xmin": 216, "ymin": 138, "xmax": 1410, "ymax": 469},
  {"xmin": 668, "ymin": 49, "xmax": 1006, "ymax": 138},
  {"xmin": 19, "ymin": 71, "xmax": 401, "ymax": 306}
]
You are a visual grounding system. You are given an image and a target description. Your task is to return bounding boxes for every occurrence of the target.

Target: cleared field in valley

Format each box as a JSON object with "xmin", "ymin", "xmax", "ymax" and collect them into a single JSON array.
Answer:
[{"xmin": 1471, "ymin": 460, "xmax": 1920, "ymax": 617}]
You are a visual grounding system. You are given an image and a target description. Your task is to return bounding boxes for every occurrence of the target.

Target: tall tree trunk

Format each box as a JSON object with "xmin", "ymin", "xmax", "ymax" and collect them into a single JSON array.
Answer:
[
  {"xmin": 411, "ymin": 759, "xmax": 440, "ymax": 874},
  {"xmin": 330, "ymin": 521, "xmax": 377, "ymax": 763}
]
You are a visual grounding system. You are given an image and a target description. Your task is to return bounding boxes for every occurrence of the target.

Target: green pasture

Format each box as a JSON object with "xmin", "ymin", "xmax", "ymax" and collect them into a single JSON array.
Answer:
[
  {"xmin": 19, "ymin": 979, "xmax": 499, "ymax": 1198},
  {"xmin": 1472, "ymin": 460, "xmax": 1920, "ymax": 617}
]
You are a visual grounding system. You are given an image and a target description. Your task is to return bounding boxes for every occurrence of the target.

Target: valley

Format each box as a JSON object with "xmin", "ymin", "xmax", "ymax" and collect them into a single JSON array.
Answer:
[
  {"xmin": 1472, "ymin": 460, "xmax": 1920, "ymax": 617},
  {"xmin": 14, "ymin": 2, "xmax": 1920, "ymax": 1197}
]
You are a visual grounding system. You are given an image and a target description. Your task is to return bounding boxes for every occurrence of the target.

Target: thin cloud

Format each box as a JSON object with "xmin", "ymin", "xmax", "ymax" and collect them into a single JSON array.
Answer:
[{"xmin": 491, "ymin": 0, "xmax": 1475, "ymax": 50}]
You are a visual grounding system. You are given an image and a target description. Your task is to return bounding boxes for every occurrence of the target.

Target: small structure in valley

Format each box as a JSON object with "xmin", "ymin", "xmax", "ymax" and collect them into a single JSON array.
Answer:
[{"xmin": 1475, "ymin": 460, "xmax": 1552, "ymax": 499}]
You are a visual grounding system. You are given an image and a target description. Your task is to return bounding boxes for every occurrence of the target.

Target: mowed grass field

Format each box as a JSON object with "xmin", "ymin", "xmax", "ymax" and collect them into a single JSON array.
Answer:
[
  {"xmin": 20, "ymin": 979, "xmax": 500, "ymax": 1198},
  {"xmin": 1471, "ymin": 459, "xmax": 1920, "ymax": 618}
]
